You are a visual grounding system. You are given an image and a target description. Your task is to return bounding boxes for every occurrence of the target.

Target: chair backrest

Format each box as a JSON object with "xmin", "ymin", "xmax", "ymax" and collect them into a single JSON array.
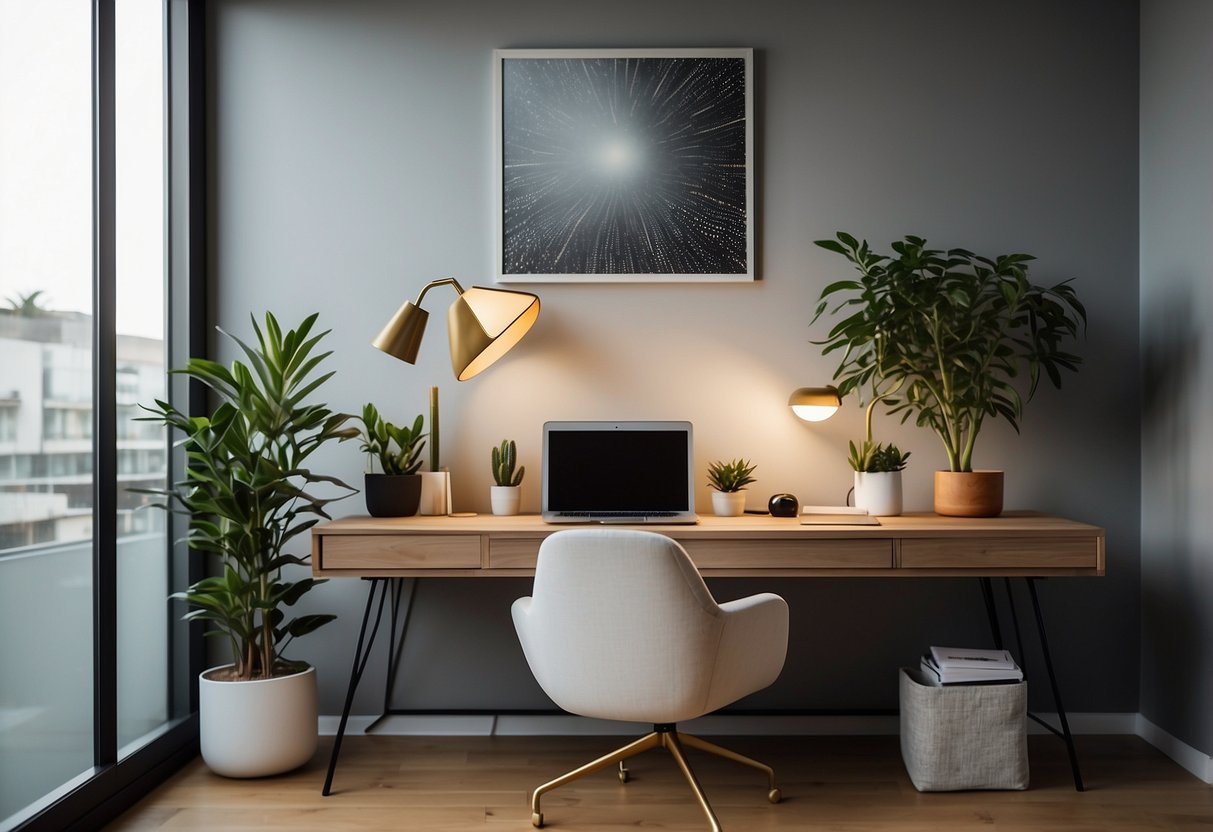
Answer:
[{"xmin": 514, "ymin": 528, "xmax": 725, "ymax": 722}]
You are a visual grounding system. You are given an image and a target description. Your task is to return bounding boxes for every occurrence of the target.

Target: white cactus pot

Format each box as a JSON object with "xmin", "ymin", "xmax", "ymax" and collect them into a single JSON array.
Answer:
[{"xmin": 490, "ymin": 485, "xmax": 521, "ymax": 516}]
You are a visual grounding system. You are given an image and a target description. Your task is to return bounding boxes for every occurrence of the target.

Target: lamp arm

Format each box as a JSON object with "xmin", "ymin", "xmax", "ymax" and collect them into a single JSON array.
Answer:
[{"xmin": 413, "ymin": 277, "xmax": 466, "ymax": 307}]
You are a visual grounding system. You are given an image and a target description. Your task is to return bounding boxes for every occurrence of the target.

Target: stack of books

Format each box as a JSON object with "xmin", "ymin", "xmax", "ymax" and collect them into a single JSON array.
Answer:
[{"xmin": 919, "ymin": 646, "xmax": 1024, "ymax": 686}]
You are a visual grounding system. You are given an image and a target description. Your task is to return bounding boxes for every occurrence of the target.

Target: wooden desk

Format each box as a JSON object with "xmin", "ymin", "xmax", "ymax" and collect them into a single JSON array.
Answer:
[
  {"xmin": 312, "ymin": 511, "xmax": 1105, "ymax": 578},
  {"xmin": 312, "ymin": 511, "xmax": 1104, "ymax": 795}
]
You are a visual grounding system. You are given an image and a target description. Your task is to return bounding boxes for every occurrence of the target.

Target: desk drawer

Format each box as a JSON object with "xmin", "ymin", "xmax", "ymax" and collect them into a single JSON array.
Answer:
[
  {"xmin": 488, "ymin": 539, "xmax": 543, "ymax": 569},
  {"xmin": 687, "ymin": 539, "xmax": 892, "ymax": 569},
  {"xmin": 488, "ymin": 538, "xmax": 893, "ymax": 570},
  {"xmin": 900, "ymin": 536, "xmax": 1098, "ymax": 569},
  {"xmin": 319, "ymin": 535, "xmax": 481, "ymax": 570}
]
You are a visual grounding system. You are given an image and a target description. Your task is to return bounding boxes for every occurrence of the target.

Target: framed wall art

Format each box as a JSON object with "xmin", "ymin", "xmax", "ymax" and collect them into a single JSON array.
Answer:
[{"xmin": 494, "ymin": 48, "xmax": 754, "ymax": 283}]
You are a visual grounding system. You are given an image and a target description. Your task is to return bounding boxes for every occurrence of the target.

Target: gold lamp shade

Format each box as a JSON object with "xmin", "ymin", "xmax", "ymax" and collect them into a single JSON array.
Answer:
[
  {"xmin": 373, "ymin": 278, "xmax": 540, "ymax": 380},
  {"xmin": 788, "ymin": 386, "xmax": 841, "ymax": 422},
  {"xmin": 372, "ymin": 303, "xmax": 429, "ymax": 364}
]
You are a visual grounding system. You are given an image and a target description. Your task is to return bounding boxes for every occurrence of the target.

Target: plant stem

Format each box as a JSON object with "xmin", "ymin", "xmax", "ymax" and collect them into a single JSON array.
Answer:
[{"xmin": 429, "ymin": 386, "xmax": 439, "ymax": 472}]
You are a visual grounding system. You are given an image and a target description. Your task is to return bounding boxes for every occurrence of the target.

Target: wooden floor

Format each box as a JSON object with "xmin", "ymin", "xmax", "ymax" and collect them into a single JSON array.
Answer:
[{"xmin": 108, "ymin": 734, "xmax": 1213, "ymax": 831}]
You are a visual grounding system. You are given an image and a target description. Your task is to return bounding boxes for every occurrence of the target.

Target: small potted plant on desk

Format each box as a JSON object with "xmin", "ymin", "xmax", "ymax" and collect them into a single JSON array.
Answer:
[
  {"xmin": 813, "ymin": 233, "xmax": 1085, "ymax": 516},
  {"xmin": 707, "ymin": 458, "xmax": 756, "ymax": 517},
  {"xmin": 849, "ymin": 440, "xmax": 910, "ymax": 516},
  {"xmin": 359, "ymin": 404, "xmax": 426, "ymax": 517},
  {"xmin": 138, "ymin": 312, "xmax": 358, "ymax": 778},
  {"xmin": 490, "ymin": 439, "xmax": 525, "ymax": 516}
]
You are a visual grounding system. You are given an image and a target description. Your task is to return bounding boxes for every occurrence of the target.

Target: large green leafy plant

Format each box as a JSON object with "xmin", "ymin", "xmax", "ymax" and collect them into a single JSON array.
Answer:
[
  {"xmin": 813, "ymin": 234, "xmax": 1085, "ymax": 473},
  {"xmin": 141, "ymin": 313, "xmax": 358, "ymax": 681}
]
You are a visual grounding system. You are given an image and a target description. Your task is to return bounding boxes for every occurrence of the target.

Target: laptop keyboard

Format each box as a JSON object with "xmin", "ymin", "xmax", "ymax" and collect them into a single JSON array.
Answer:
[{"xmin": 556, "ymin": 511, "xmax": 679, "ymax": 518}]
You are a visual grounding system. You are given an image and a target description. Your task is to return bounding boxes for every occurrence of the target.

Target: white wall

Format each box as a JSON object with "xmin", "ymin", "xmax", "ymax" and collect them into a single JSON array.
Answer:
[
  {"xmin": 1140, "ymin": 0, "xmax": 1213, "ymax": 757},
  {"xmin": 208, "ymin": 0, "xmax": 1141, "ymax": 716}
]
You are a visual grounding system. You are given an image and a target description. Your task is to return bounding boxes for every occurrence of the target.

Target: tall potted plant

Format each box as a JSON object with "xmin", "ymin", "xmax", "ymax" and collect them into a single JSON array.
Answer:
[
  {"xmin": 359, "ymin": 404, "xmax": 426, "ymax": 516},
  {"xmin": 139, "ymin": 312, "xmax": 358, "ymax": 777},
  {"xmin": 813, "ymin": 233, "xmax": 1085, "ymax": 516}
]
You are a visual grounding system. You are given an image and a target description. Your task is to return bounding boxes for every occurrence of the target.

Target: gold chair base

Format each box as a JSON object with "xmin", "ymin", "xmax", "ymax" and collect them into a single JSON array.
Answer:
[{"xmin": 529, "ymin": 726, "xmax": 780, "ymax": 831}]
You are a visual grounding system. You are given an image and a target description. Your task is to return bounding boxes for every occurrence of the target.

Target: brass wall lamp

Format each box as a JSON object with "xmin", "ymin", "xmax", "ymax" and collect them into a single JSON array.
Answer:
[
  {"xmin": 788, "ymin": 386, "xmax": 841, "ymax": 422},
  {"xmin": 372, "ymin": 277, "xmax": 540, "ymax": 380}
]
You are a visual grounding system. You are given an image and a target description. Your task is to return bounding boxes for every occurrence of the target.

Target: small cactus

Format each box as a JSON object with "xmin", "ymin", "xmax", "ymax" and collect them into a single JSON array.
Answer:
[{"xmin": 491, "ymin": 439, "xmax": 525, "ymax": 487}]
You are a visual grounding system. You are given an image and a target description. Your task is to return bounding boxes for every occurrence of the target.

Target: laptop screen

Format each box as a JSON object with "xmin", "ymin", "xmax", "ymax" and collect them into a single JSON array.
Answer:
[{"xmin": 543, "ymin": 422, "xmax": 692, "ymax": 513}]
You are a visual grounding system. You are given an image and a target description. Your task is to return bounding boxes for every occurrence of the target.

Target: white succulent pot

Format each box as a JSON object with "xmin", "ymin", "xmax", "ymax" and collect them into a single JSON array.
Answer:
[
  {"xmin": 711, "ymin": 490, "xmax": 747, "ymax": 517},
  {"xmin": 854, "ymin": 470, "xmax": 903, "ymax": 517},
  {"xmin": 490, "ymin": 485, "xmax": 521, "ymax": 516},
  {"xmin": 199, "ymin": 664, "xmax": 317, "ymax": 778}
]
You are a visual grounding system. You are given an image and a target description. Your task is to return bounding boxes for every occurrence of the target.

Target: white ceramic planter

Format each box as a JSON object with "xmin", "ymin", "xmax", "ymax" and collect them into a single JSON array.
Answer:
[
  {"xmin": 490, "ymin": 485, "xmax": 521, "ymax": 516},
  {"xmin": 199, "ymin": 664, "xmax": 317, "ymax": 778},
  {"xmin": 711, "ymin": 490, "xmax": 746, "ymax": 517},
  {"xmin": 854, "ymin": 471, "xmax": 903, "ymax": 516}
]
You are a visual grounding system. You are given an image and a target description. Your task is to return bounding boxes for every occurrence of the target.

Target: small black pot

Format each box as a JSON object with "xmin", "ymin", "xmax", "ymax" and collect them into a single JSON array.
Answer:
[{"xmin": 364, "ymin": 473, "xmax": 422, "ymax": 517}]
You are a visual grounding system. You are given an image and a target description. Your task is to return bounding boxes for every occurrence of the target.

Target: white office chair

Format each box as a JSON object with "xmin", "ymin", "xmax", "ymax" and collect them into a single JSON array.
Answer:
[{"xmin": 511, "ymin": 528, "xmax": 789, "ymax": 831}]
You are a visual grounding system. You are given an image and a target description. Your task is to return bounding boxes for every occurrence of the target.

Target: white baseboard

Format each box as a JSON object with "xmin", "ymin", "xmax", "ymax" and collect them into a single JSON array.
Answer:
[
  {"xmin": 320, "ymin": 711, "xmax": 1136, "ymax": 739},
  {"xmin": 1135, "ymin": 714, "xmax": 1213, "ymax": 784}
]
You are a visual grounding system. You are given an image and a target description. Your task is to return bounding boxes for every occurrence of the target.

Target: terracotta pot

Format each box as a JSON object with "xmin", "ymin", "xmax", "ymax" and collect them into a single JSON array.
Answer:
[{"xmin": 934, "ymin": 470, "xmax": 1004, "ymax": 517}]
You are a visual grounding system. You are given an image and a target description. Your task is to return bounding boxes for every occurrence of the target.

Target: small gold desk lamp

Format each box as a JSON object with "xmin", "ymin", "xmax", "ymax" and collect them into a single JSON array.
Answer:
[{"xmin": 788, "ymin": 386, "xmax": 841, "ymax": 422}]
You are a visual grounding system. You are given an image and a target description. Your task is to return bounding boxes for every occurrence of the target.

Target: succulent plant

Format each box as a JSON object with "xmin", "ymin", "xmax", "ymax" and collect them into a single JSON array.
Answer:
[
  {"xmin": 707, "ymin": 458, "xmax": 757, "ymax": 492},
  {"xmin": 848, "ymin": 440, "xmax": 910, "ymax": 473},
  {"xmin": 492, "ymin": 439, "xmax": 525, "ymax": 487},
  {"xmin": 359, "ymin": 404, "xmax": 426, "ymax": 475}
]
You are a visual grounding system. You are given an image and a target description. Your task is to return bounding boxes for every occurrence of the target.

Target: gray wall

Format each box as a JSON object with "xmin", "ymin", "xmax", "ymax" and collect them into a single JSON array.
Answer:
[
  {"xmin": 207, "ymin": 0, "xmax": 1141, "ymax": 716},
  {"xmin": 1140, "ymin": 0, "xmax": 1213, "ymax": 755}
]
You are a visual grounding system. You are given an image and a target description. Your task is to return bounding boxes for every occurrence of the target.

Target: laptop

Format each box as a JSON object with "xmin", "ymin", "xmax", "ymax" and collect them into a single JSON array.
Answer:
[{"xmin": 542, "ymin": 421, "xmax": 698, "ymax": 524}]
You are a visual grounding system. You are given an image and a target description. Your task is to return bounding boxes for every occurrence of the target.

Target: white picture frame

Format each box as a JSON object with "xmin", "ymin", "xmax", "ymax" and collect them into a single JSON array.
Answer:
[{"xmin": 493, "ymin": 48, "xmax": 755, "ymax": 284}]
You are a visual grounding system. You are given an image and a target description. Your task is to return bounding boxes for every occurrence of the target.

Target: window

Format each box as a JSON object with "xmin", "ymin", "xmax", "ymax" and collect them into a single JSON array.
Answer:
[{"xmin": 0, "ymin": 1, "xmax": 203, "ymax": 829}]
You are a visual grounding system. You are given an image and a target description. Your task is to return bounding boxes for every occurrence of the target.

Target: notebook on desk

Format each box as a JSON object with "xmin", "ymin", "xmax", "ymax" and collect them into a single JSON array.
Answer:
[{"xmin": 541, "ymin": 421, "xmax": 699, "ymax": 524}]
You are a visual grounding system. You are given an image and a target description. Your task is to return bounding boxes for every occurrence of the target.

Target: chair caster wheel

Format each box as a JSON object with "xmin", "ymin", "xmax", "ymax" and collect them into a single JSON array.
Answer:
[
  {"xmin": 768, "ymin": 788, "xmax": 782, "ymax": 804},
  {"xmin": 618, "ymin": 767, "xmax": 630, "ymax": 783},
  {"xmin": 532, "ymin": 811, "xmax": 544, "ymax": 827}
]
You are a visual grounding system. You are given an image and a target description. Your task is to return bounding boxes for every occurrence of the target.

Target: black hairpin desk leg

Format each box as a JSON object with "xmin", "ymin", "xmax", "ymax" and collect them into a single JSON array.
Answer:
[
  {"xmin": 980, "ymin": 577, "xmax": 1003, "ymax": 648},
  {"xmin": 1026, "ymin": 577, "xmax": 1085, "ymax": 791},
  {"xmin": 979, "ymin": 576, "xmax": 1084, "ymax": 792},
  {"xmin": 322, "ymin": 577, "xmax": 391, "ymax": 796}
]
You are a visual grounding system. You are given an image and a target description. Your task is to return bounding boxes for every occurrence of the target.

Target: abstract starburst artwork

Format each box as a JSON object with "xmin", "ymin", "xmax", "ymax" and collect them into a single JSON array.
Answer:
[{"xmin": 495, "ymin": 49, "xmax": 753, "ymax": 282}]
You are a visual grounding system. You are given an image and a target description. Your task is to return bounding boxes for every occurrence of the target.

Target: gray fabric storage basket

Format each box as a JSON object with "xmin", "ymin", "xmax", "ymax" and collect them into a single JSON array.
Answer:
[{"xmin": 899, "ymin": 667, "xmax": 1029, "ymax": 791}]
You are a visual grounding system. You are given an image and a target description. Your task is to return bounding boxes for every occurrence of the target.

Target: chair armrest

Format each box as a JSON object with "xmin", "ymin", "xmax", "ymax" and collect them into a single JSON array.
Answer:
[{"xmin": 705, "ymin": 593, "xmax": 789, "ymax": 712}]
